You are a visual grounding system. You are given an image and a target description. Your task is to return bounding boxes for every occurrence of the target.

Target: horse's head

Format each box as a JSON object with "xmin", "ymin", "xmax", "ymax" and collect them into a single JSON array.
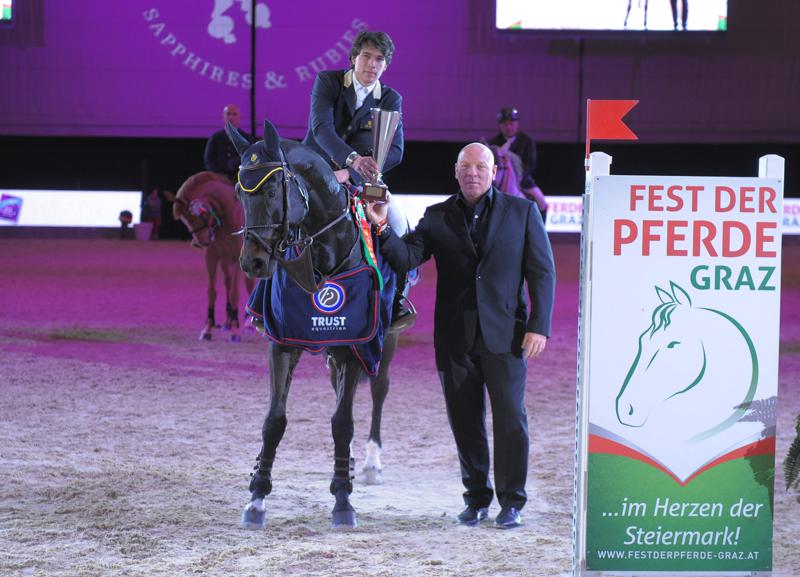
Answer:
[
  {"xmin": 228, "ymin": 120, "xmax": 309, "ymax": 278},
  {"xmin": 616, "ymin": 282, "xmax": 706, "ymax": 427},
  {"xmin": 170, "ymin": 175, "xmax": 227, "ymax": 248}
]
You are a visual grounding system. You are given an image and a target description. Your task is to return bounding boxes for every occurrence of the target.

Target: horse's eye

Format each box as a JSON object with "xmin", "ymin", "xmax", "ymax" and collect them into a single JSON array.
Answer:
[
  {"xmin": 667, "ymin": 341, "xmax": 680, "ymax": 349},
  {"xmin": 269, "ymin": 189, "xmax": 276, "ymax": 198}
]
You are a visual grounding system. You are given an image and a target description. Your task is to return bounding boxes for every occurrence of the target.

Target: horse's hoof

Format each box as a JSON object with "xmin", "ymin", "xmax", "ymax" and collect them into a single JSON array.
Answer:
[
  {"xmin": 199, "ymin": 332, "xmax": 212, "ymax": 341},
  {"xmin": 230, "ymin": 334, "xmax": 241, "ymax": 343},
  {"xmin": 332, "ymin": 509, "xmax": 357, "ymax": 529},
  {"xmin": 241, "ymin": 499, "xmax": 266, "ymax": 529},
  {"xmin": 360, "ymin": 466, "xmax": 383, "ymax": 485}
]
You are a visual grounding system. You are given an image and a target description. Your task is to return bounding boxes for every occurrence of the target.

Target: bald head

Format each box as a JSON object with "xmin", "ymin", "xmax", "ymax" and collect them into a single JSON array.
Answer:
[
  {"xmin": 223, "ymin": 104, "xmax": 241, "ymax": 128},
  {"xmin": 455, "ymin": 143, "xmax": 496, "ymax": 206},
  {"xmin": 457, "ymin": 142, "xmax": 493, "ymax": 165}
]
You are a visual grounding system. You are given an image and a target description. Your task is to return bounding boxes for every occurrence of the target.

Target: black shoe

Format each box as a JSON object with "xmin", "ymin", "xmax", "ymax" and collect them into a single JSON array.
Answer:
[
  {"xmin": 456, "ymin": 505, "xmax": 489, "ymax": 526},
  {"xmin": 494, "ymin": 507, "xmax": 522, "ymax": 529}
]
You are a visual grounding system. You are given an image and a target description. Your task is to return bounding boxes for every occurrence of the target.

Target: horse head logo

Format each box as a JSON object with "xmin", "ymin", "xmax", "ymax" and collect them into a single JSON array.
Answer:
[{"xmin": 615, "ymin": 281, "xmax": 759, "ymax": 443}]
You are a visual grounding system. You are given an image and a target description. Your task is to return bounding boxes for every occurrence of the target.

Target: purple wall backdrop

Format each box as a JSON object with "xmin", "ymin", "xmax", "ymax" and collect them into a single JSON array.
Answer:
[{"xmin": 0, "ymin": 0, "xmax": 798, "ymax": 143}]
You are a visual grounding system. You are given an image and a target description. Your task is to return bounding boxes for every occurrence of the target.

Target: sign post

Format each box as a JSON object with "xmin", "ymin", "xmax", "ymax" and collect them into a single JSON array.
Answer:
[{"xmin": 574, "ymin": 153, "xmax": 784, "ymax": 576}]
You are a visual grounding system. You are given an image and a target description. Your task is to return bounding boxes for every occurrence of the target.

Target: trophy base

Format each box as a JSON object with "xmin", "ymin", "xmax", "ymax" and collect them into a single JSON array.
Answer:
[{"xmin": 361, "ymin": 183, "xmax": 388, "ymax": 201}]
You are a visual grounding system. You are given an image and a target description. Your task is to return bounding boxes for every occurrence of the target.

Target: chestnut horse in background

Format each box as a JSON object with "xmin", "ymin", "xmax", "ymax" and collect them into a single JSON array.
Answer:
[{"xmin": 169, "ymin": 172, "xmax": 254, "ymax": 342}]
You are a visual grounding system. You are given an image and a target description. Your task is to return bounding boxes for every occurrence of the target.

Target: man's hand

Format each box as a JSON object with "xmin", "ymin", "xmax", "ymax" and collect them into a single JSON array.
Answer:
[
  {"xmin": 352, "ymin": 155, "xmax": 380, "ymax": 182},
  {"xmin": 364, "ymin": 192, "xmax": 391, "ymax": 225},
  {"xmin": 521, "ymin": 332, "xmax": 547, "ymax": 359}
]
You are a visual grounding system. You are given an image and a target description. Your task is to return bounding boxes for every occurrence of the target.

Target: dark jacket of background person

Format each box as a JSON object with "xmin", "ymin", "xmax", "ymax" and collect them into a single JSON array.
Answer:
[
  {"xmin": 378, "ymin": 188, "xmax": 555, "ymax": 353},
  {"xmin": 302, "ymin": 69, "xmax": 403, "ymax": 182},
  {"xmin": 204, "ymin": 127, "xmax": 253, "ymax": 182}
]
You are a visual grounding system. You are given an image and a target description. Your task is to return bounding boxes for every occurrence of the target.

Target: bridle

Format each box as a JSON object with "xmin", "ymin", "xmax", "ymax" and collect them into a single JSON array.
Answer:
[
  {"xmin": 235, "ymin": 144, "xmax": 349, "ymax": 260},
  {"xmin": 185, "ymin": 198, "xmax": 222, "ymax": 248}
]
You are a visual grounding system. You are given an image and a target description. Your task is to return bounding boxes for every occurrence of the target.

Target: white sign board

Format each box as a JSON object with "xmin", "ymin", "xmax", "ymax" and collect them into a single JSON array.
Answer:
[{"xmin": 574, "ymin": 153, "xmax": 783, "ymax": 575}]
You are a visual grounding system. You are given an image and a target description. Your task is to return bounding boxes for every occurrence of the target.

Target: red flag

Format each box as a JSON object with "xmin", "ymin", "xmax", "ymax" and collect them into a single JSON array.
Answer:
[{"xmin": 587, "ymin": 99, "xmax": 639, "ymax": 140}]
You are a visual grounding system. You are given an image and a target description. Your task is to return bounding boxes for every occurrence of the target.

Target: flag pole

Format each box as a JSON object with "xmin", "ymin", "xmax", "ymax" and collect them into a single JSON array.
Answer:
[{"xmin": 585, "ymin": 99, "xmax": 591, "ymax": 172}]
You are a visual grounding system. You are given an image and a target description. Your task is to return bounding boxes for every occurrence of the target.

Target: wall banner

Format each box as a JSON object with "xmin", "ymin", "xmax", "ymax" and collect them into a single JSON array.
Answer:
[{"xmin": 574, "ymin": 154, "xmax": 783, "ymax": 575}]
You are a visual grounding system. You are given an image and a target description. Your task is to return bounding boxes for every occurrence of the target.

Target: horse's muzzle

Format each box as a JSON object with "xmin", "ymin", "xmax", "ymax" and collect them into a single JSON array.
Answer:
[{"xmin": 240, "ymin": 254, "xmax": 276, "ymax": 279}]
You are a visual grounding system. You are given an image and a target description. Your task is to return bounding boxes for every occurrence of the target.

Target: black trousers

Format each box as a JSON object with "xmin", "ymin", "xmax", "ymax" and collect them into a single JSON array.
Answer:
[{"xmin": 435, "ymin": 336, "xmax": 529, "ymax": 510}]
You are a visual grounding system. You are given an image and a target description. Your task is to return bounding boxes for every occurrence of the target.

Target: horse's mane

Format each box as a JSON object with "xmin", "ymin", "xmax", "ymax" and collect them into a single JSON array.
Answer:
[
  {"xmin": 281, "ymin": 140, "xmax": 340, "ymax": 198},
  {"xmin": 173, "ymin": 172, "xmax": 232, "ymax": 218},
  {"xmin": 648, "ymin": 302, "xmax": 678, "ymax": 336},
  {"xmin": 176, "ymin": 172, "xmax": 231, "ymax": 200}
]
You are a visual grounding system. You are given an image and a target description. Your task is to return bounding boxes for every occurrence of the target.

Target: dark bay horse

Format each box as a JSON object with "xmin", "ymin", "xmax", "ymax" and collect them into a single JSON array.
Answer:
[
  {"xmin": 170, "ymin": 172, "xmax": 254, "ymax": 342},
  {"xmin": 228, "ymin": 120, "xmax": 404, "ymax": 528}
]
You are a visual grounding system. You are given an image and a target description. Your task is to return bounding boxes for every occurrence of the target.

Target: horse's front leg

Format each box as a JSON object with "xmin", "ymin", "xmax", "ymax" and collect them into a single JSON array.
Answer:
[
  {"xmin": 361, "ymin": 329, "xmax": 400, "ymax": 485},
  {"xmin": 329, "ymin": 350, "xmax": 362, "ymax": 528},
  {"xmin": 241, "ymin": 343, "xmax": 303, "ymax": 529},
  {"xmin": 200, "ymin": 249, "xmax": 219, "ymax": 341}
]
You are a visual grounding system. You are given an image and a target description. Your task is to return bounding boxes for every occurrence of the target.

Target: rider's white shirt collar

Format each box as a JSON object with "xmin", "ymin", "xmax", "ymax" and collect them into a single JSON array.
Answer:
[{"xmin": 352, "ymin": 74, "xmax": 377, "ymax": 109}]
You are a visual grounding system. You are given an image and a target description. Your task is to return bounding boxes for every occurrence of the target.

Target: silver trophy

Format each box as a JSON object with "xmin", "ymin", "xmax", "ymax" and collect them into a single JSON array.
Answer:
[{"xmin": 362, "ymin": 108, "xmax": 402, "ymax": 201}]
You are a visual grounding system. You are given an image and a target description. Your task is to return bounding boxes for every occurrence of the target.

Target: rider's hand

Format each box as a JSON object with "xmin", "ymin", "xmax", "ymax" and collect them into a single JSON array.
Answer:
[
  {"xmin": 365, "ymin": 192, "xmax": 391, "ymax": 225},
  {"xmin": 333, "ymin": 168, "xmax": 350, "ymax": 184},
  {"xmin": 352, "ymin": 155, "xmax": 379, "ymax": 182}
]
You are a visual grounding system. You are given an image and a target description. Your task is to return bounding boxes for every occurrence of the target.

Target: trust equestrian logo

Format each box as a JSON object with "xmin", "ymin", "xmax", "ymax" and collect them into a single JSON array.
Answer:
[
  {"xmin": 208, "ymin": 0, "xmax": 271, "ymax": 45},
  {"xmin": 312, "ymin": 282, "xmax": 346, "ymax": 315}
]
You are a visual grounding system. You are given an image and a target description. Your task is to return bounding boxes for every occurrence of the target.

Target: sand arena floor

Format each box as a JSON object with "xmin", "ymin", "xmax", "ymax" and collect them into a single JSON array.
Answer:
[{"xmin": 0, "ymin": 237, "xmax": 798, "ymax": 577}]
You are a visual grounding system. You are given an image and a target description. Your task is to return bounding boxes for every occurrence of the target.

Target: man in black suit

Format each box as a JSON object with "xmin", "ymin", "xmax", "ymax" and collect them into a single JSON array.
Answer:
[
  {"xmin": 302, "ymin": 30, "xmax": 403, "ymax": 187},
  {"xmin": 366, "ymin": 143, "xmax": 556, "ymax": 529}
]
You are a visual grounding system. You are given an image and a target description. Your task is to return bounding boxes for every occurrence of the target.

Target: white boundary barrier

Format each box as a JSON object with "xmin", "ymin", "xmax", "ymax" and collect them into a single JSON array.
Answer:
[{"xmin": 0, "ymin": 189, "xmax": 142, "ymax": 228}]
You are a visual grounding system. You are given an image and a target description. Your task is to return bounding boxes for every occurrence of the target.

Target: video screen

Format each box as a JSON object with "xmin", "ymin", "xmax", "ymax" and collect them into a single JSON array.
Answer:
[
  {"xmin": 496, "ymin": 0, "xmax": 728, "ymax": 32},
  {"xmin": 1, "ymin": 1, "xmax": 12, "ymax": 21}
]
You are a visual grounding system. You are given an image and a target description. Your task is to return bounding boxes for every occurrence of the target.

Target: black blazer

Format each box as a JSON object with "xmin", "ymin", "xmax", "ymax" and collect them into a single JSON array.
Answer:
[
  {"xmin": 380, "ymin": 190, "xmax": 556, "ymax": 354},
  {"xmin": 302, "ymin": 69, "xmax": 403, "ymax": 181}
]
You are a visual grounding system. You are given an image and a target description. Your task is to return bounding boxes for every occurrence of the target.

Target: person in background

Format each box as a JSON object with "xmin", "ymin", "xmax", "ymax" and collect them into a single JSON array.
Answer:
[
  {"xmin": 487, "ymin": 107, "xmax": 548, "ymax": 220},
  {"xmin": 204, "ymin": 104, "xmax": 254, "ymax": 183},
  {"xmin": 365, "ymin": 143, "xmax": 556, "ymax": 529},
  {"xmin": 141, "ymin": 188, "xmax": 163, "ymax": 240},
  {"xmin": 670, "ymin": 0, "xmax": 688, "ymax": 31}
]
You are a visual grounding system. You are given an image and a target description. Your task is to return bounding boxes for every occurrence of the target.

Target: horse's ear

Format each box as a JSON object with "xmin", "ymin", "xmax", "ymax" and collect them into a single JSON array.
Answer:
[
  {"xmin": 262, "ymin": 120, "xmax": 281, "ymax": 154},
  {"xmin": 670, "ymin": 281, "xmax": 692, "ymax": 306},
  {"xmin": 655, "ymin": 286, "xmax": 673, "ymax": 304},
  {"xmin": 226, "ymin": 121, "xmax": 251, "ymax": 157}
]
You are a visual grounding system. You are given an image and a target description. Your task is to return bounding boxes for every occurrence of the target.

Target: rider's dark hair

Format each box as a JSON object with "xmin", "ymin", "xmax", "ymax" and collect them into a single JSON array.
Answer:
[{"xmin": 349, "ymin": 31, "xmax": 395, "ymax": 66}]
